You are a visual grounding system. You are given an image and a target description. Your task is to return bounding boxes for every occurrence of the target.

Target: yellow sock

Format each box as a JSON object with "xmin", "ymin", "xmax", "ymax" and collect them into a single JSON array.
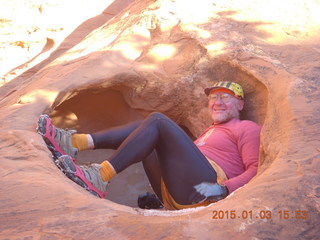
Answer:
[
  {"xmin": 100, "ymin": 161, "xmax": 117, "ymax": 182},
  {"xmin": 71, "ymin": 134, "xmax": 89, "ymax": 151}
]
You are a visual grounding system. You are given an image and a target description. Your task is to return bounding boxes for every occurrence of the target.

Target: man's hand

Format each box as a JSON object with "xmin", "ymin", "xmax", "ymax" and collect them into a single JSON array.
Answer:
[{"xmin": 194, "ymin": 182, "xmax": 229, "ymax": 202}]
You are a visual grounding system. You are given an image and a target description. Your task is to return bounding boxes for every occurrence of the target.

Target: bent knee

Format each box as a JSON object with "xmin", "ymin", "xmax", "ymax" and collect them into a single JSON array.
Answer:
[{"xmin": 148, "ymin": 112, "xmax": 167, "ymax": 120}]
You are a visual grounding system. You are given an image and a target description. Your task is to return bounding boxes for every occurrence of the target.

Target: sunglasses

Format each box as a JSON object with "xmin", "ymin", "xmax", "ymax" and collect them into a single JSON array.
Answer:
[{"xmin": 208, "ymin": 93, "xmax": 235, "ymax": 103}]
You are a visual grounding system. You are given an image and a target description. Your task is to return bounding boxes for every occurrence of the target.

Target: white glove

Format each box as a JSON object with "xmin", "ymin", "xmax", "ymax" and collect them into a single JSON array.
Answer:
[{"xmin": 194, "ymin": 182, "xmax": 228, "ymax": 201}]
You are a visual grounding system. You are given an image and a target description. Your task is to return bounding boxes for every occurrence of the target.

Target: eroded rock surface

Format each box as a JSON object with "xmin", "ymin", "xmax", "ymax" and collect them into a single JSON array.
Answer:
[{"xmin": 0, "ymin": 0, "xmax": 319, "ymax": 239}]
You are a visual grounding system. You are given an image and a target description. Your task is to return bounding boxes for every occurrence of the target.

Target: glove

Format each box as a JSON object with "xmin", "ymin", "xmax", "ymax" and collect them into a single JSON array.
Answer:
[{"xmin": 194, "ymin": 182, "xmax": 229, "ymax": 202}]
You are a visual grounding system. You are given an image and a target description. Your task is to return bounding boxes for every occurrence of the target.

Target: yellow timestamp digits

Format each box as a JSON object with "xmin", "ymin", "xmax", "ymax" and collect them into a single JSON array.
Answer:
[
  {"xmin": 212, "ymin": 210, "xmax": 272, "ymax": 220},
  {"xmin": 212, "ymin": 210, "xmax": 308, "ymax": 220},
  {"xmin": 278, "ymin": 210, "xmax": 308, "ymax": 219}
]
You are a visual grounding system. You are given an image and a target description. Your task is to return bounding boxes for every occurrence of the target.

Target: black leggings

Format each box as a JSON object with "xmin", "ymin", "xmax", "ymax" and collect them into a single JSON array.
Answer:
[{"xmin": 91, "ymin": 112, "xmax": 217, "ymax": 205}]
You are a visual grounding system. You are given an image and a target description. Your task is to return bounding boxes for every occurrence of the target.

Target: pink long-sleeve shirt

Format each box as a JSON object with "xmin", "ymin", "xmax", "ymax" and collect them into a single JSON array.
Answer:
[{"xmin": 194, "ymin": 118, "xmax": 261, "ymax": 193}]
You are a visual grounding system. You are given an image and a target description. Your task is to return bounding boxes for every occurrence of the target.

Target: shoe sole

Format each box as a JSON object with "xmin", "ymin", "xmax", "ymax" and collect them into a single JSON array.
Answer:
[
  {"xmin": 58, "ymin": 155, "xmax": 107, "ymax": 198},
  {"xmin": 37, "ymin": 114, "xmax": 68, "ymax": 159}
]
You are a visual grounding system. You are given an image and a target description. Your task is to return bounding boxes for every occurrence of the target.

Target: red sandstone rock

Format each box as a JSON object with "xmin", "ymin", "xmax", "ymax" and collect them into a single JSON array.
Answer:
[{"xmin": 0, "ymin": 0, "xmax": 319, "ymax": 239}]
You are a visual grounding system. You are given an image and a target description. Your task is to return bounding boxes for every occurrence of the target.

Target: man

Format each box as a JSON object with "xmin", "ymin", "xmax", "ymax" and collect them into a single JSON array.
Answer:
[{"xmin": 37, "ymin": 81, "xmax": 261, "ymax": 210}]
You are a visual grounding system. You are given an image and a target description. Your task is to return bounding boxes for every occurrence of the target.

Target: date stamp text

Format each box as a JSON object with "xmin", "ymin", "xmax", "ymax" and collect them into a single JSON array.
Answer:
[{"xmin": 212, "ymin": 210, "xmax": 308, "ymax": 220}]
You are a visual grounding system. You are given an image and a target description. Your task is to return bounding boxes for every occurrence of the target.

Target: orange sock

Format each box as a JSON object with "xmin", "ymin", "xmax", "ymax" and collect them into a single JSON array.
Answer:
[
  {"xmin": 100, "ymin": 161, "xmax": 117, "ymax": 182},
  {"xmin": 71, "ymin": 134, "xmax": 89, "ymax": 151}
]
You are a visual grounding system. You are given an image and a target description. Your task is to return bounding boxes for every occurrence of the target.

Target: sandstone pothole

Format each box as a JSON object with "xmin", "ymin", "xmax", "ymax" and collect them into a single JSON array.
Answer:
[{"xmin": 47, "ymin": 61, "xmax": 269, "ymax": 208}]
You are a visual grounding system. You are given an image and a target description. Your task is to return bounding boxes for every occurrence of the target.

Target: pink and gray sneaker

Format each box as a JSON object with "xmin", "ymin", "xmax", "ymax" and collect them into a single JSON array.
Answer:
[
  {"xmin": 37, "ymin": 115, "xmax": 107, "ymax": 198},
  {"xmin": 37, "ymin": 114, "xmax": 78, "ymax": 159},
  {"xmin": 57, "ymin": 155, "xmax": 108, "ymax": 198}
]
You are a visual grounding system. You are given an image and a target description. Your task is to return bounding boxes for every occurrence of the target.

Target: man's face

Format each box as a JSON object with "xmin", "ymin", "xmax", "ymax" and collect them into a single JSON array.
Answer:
[{"xmin": 208, "ymin": 90, "xmax": 244, "ymax": 124}]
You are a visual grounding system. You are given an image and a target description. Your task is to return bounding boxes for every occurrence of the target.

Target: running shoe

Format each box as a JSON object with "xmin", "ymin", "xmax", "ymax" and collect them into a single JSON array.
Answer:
[
  {"xmin": 57, "ymin": 155, "xmax": 108, "ymax": 198},
  {"xmin": 37, "ymin": 114, "xmax": 78, "ymax": 159}
]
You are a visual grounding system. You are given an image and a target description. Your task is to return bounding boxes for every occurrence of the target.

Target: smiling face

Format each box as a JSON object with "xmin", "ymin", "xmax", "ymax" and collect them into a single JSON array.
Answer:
[{"xmin": 208, "ymin": 89, "xmax": 244, "ymax": 124}]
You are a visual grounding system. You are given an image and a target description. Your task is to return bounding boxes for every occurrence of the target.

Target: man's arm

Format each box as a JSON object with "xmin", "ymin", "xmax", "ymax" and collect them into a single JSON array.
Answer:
[{"xmin": 223, "ymin": 122, "xmax": 261, "ymax": 193}]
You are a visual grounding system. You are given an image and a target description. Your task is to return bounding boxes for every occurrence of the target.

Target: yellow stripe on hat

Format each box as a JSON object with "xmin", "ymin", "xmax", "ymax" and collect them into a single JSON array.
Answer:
[{"xmin": 211, "ymin": 81, "xmax": 244, "ymax": 99}]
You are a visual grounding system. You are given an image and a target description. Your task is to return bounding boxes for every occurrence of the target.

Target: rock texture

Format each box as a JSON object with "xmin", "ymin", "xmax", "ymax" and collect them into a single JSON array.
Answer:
[{"xmin": 0, "ymin": 0, "xmax": 319, "ymax": 239}]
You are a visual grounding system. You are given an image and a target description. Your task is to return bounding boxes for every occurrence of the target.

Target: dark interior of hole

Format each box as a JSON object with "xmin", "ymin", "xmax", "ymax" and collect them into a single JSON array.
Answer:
[{"xmin": 50, "ymin": 89, "xmax": 196, "ymax": 207}]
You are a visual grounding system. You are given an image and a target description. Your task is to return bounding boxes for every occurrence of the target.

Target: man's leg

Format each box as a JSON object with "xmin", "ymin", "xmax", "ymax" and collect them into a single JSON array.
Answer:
[
  {"xmin": 55, "ymin": 112, "xmax": 217, "ymax": 204},
  {"xmin": 37, "ymin": 114, "xmax": 142, "ymax": 158},
  {"xmin": 142, "ymin": 150, "xmax": 162, "ymax": 200},
  {"xmin": 104, "ymin": 112, "xmax": 217, "ymax": 205},
  {"xmin": 90, "ymin": 120, "xmax": 142, "ymax": 150}
]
